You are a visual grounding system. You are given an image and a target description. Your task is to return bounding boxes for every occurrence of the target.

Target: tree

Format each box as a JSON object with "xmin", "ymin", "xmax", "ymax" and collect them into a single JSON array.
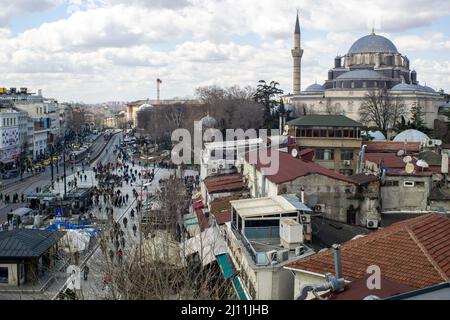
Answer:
[
  {"xmin": 253, "ymin": 80, "xmax": 284, "ymax": 129},
  {"xmin": 394, "ymin": 102, "xmax": 430, "ymax": 134},
  {"xmin": 359, "ymin": 89, "xmax": 406, "ymax": 137}
]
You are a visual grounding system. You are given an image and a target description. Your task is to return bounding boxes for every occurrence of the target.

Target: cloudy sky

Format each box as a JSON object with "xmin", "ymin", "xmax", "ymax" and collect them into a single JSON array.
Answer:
[{"xmin": 0, "ymin": 0, "xmax": 449, "ymax": 103}]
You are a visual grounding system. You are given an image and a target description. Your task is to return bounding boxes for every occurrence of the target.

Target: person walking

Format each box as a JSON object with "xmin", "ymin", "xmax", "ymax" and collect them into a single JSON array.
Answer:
[
  {"xmin": 123, "ymin": 217, "xmax": 128, "ymax": 229},
  {"xmin": 132, "ymin": 224, "xmax": 137, "ymax": 237},
  {"xmin": 83, "ymin": 265, "xmax": 90, "ymax": 281}
]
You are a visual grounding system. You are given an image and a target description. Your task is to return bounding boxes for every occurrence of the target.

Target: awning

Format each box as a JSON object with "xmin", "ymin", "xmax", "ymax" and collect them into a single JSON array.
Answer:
[
  {"xmin": 232, "ymin": 277, "xmax": 249, "ymax": 300},
  {"xmin": 216, "ymin": 253, "xmax": 250, "ymax": 300},
  {"xmin": 216, "ymin": 253, "xmax": 236, "ymax": 280}
]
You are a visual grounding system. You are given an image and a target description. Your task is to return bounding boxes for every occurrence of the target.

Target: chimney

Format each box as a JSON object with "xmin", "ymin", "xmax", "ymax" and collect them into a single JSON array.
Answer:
[
  {"xmin": 300, "ymin": 186, "xmax": 305, "ymax": 203},
  {"xmin": 332, "ymin": 244, "xmax": 343, "ymax": 279}
]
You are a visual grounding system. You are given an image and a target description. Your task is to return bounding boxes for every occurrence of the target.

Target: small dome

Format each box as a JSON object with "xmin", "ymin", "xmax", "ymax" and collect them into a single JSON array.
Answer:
[
  {"xmin": 200, "ymin": 115, "xmax": 217, "ymax": 127},
  {"xmin": 304, "ymin": 83, "xmax": 325, "ymax": 92},
  {"xmin": 391, "ymin": 83, "xmax": 436, "ymax": 93},
  {"xmin": 337, "ymin": 70, "xmax": 387, "ymax": 80},
  {"xmin": 137, "ymin": 103, "xmax": 154, "ymax": 112},
  {"xmin": 348, "ymin": 33, "xmax": 398, "ymax": 54},
  {"xmin": 393, "ymin": 129, "xmax": 429, "ymax": 143},
  {"xmin": 368, "ymin": 131, "xmax": 386, "ymax": 141}
]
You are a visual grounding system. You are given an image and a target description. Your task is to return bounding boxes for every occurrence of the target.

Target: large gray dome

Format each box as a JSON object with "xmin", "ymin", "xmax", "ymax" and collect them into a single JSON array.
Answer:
[
  {"xmin": 348, "ymin": 34, "xmax": 398, "ymax": 54},
  {"xmin": 393, "ymin": 129, "xmax": 429, "ymax": 143},
  {"xmin": 337, "ymin": 70, "xmax": 387, "ymax": 80}
]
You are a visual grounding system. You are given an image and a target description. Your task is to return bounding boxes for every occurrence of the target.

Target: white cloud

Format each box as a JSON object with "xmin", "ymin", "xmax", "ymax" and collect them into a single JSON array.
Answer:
[{"xmin": 0, "ymin": 0, "xmax": 449, "ymax": 102}]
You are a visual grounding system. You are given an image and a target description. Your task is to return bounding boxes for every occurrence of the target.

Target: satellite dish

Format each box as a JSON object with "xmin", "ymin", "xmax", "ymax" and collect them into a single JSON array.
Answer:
[
  {"xmin": 403, "ymin": 156, "xmax": 412, "ymax": 163},
  {"xmin": 405, "ymin": 163, "xmax": 415, "ymax": 174},
  {"xmin": 397, "ymin": 150, "xmax": 405, "ymax": 157},
  {"xmin": 416, "ymin": 160, "xmax": 429, "ymax": 168},
  {"xmin": 291, "ymin": 148, "xmax": 299, "ymax": 158}
]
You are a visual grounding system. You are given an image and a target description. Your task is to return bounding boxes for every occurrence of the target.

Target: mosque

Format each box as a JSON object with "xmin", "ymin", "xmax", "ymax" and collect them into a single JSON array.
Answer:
[{"xmin": 286, "ymin": 13, "xmax": 448, "ymax": 128}]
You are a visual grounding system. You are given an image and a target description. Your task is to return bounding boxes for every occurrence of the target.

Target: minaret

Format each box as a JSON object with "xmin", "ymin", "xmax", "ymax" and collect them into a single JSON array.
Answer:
[{"xmin": 291, "ymin": 11, "xmax": 304, "ymax": 95}]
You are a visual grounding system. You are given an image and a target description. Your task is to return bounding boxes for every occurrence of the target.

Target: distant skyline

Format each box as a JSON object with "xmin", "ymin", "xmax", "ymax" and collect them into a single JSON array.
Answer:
[{"xmin": 0, "ymin": 0, "xmax": 449, "ymax": 103}]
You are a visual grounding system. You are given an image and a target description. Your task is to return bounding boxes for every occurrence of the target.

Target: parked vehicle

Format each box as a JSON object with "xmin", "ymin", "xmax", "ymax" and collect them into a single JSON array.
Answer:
[{"xmin": 1, "ymin": 169, "xmax": 19, "ymax": 179}]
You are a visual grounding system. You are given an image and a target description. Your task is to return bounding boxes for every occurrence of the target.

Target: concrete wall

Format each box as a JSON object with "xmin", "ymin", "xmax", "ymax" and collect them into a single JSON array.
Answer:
[
  {"xmin": 0, "ymin": 264, "xmax": 18, "ymax": 286},
  {"xmin": 381, "ymin": 176, "xmax": 431, "ymax": 211},
  {"xmin": 292, "ymin": 270, "xmax": 328, "ymax": 300},
  {"xmin": 278, "ymin": 174, "xmax": 359, "ymax": 223}
]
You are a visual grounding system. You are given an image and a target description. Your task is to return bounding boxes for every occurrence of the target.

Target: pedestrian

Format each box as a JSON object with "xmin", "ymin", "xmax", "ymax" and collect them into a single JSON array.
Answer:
[
  {"xmin": 123, "ymin": 216, "xmax": 128, "ymax": 228},
  {"xmin": 132, "ymin": 224, "xmax": 137, "ymax": 237},
  {"xmin": 83, "ymin": 265, "xmax": 90, "ymax": 281},
  {"xmin": 117, "ymin": 249, "xmax": 123, "ymax": 264},
  {"xmin": 130, "ymin": 209, "xmax": 135, "ymax": 220}
]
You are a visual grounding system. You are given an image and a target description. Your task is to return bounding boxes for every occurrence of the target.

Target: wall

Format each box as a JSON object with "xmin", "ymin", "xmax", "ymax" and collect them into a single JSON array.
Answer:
[
  {"xmin": 0, "ymin": 263, "xmax": 18, "ymax": 286},
  {"xmin": 292, "ymin": 270, "xmax": 328, "ymax": 300},
  {"xmin": 381, "ymin": 176, "xmax": 431, "ymax": 211},
  {"xmin": 279, "ymin": 174, "xmax": 359, "ymax": 223}
]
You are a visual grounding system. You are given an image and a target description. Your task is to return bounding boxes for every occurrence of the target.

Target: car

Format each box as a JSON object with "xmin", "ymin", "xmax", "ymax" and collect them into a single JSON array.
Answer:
[
  {"xmin": 1, "ymin": 170, "xmax": 19, "ymax": 179},
  {"xmin": 33, "ymin": 164, "xmax": 42, "ymax": 171},
  {"xmin": 43, "ymin": 159, "xmax": 51, "ymax": 166},
  {"xmin": 52, "ymin": 156, "xmax": 61, "ymax": 162}
]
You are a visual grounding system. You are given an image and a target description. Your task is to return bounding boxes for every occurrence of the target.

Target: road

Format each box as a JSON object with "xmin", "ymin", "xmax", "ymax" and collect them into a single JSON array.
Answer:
[{"xmin": 0, "ymin": 133, "xmax": 111, "ymax": 224}]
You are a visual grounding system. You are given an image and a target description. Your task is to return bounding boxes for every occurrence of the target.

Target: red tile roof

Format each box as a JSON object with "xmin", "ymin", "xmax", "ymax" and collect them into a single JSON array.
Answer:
[
  {"xmin": 365, "ymin": 141, "xmax": 421, "ymax": 153},
  {"xmin": 365, "ymin": 153, "xmax": 436, "ymax": 176},
  {"xmin": 246, "ymin": 149, "xmax": 357, "ymax": 185},
  {"xmin": 213, "ymin": 211, "xmax": 232, "ymax": 225},
  {"xmin": 204, "ymin": 174, "xmax": 244, "ymax": 194},
  {"xmin": 323, "ymin": 275, "xmax": 415, "ymax": 300},
  {"xmin": 286, "ymin": 213, "xmax": 450, "ymax": 289}
]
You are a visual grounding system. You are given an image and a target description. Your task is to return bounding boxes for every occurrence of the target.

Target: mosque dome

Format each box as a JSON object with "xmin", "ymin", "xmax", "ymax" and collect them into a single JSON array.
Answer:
[
  {"xmin": 337, "ymin": 69, "xmax": 387, "ymax": 80},
  {"xmin": 304, "ymin": 83, "xmax": 325, "ymax": 92},
  {"xmin": 348, "ymin": 33, "xmax": 398, "ymax": 54},
  {"xmin": 200, "ymin": 115, "xmax": 217, "ymax": 127},
  {"xmin": 393, "ymin": 129, "xmax": 429, "ymax": 143}
]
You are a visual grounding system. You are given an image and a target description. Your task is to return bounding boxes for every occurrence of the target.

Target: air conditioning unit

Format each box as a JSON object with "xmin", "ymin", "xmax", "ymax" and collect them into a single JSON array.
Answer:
[
  {"xmin": 267, "ymin": 250, "xmax": 278, "ymax": 264},
  {"xmin": 314, "ymin": 204, "xmax": 325, "ymax": 213},
  {"xmin": 211, "ymin": 168, "xmax": 218, "ymax": 173},
  {"xmin": 277, "ymin": 249, "xmax": 289, "ymax": 263},
  {"xmin": 300, "ymin": 214, "xmax": 311, "ymax": 224},
  {"xmin": 295, "ymin": 246, "xmax": 306, "ymax": 256},
  {"xmin": 367, "ymin": 219, "xmax": 379, "ymax": 229},
  {"xmin": 218, "ymin": 164, "xmax": 225, "ymax": 170},
  {"xmin": 343, "ymin": 160, "xmax": 351, "ymax": 167}
]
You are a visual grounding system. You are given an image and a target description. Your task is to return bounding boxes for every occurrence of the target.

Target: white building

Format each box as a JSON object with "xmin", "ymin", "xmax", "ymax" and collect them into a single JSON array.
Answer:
[
  {"xmin": 287, "ymin": 15, "xmax": 447, "ymax": 128},
  {"xmin": 200, "ymin": 138, "xmax": 265, "ymax": 180},
  {"xmin": 0, "ymin": 110, "xmax": 20, "ymax": 165},
  {"xmin": 220, "ymin": 195, "xmax": 314, "ymax": 300}
]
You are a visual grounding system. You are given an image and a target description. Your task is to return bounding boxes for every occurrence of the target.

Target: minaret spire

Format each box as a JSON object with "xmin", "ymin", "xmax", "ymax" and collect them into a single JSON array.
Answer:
[{"xmin": 292, "ymin": 10, "xmax": 304, "ymax": 95}]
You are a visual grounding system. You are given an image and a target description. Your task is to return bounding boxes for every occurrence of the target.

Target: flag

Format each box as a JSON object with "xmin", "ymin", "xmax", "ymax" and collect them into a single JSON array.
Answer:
[{"xmin": 157, "ymin": 78, "xmax": 162, "ymax": 84}]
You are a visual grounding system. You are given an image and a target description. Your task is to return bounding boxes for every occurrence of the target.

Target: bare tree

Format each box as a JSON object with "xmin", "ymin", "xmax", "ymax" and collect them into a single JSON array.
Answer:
[{"xmin": 359, "ymin": 89, "xmax": 407, "ymax": 136}]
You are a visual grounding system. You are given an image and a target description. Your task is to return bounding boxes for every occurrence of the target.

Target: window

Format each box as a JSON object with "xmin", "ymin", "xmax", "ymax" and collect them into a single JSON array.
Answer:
[
  {"xmin": 415, "ymin": 181, "xmax": 425, "ymax": 187},
  {"xmin": 404, "ymin": 181, "xmax": 415, "ymax": 188},
  {"xmin": 335, "ymin": 130, "xmax": 342, "ymax": 138},
  {"xmin": 313, "ymin": 129, "xmax": 320, "ymax": 137},
  {"xmin": 343, "ymin": 130, "xmax": 349, "ymax": 138},
  {"xmin": 305, "ymin": 129, "xmax": 312, "ymax": 137},
  {"xmin": 340, "ymin": 169, "xmax": 354, "ymax": 176},
  {"xmin": 320, "ymin": 129, "xmax": 328, "ymax": 137},
  {"xmin": 328, "ymin": 129, "xmax": 335, "ymax": 138},
  {"xmin": 315, "ymin": 149, "xmax": 334, "ymax": 161},
  {"xmin": 0, "ymin": 267, "xmax": 8, "ymax": 284},
  {"xmin": 385, "ymin": 180, "xmax": 399, "ymax": 187},
  {"xmin": 341, "ymin": 149, "xmax": 354, "ymax": 161},
  {"xmin": 363, "ymin": 82, "xmax": 367, "ymax": 88}
]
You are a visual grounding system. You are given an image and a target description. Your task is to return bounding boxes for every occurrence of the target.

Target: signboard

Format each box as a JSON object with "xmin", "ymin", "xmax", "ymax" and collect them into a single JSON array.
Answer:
[
  {"xmin": 0, "ymin": 127, "xmax": 19, "ymax": 148},
  {"xmin": 55, "ymin": 207, "xmax": 63, "ymax": 217}
]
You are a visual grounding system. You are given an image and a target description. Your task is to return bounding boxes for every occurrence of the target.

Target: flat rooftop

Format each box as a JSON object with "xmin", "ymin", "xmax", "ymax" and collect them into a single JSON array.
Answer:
[{"xmin": 230, "ymin": 194, "xmax": 311, "ymax": 218}]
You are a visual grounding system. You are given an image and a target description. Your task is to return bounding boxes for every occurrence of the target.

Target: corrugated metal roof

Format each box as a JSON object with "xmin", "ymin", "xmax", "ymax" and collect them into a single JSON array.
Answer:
[
  {"xmin": 230, "ymin": 195, "xmax": 306, "ymax": 218},
  {"xmin": 0, "ymin": 229, "xmax": 64, "ymax": 258}
]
